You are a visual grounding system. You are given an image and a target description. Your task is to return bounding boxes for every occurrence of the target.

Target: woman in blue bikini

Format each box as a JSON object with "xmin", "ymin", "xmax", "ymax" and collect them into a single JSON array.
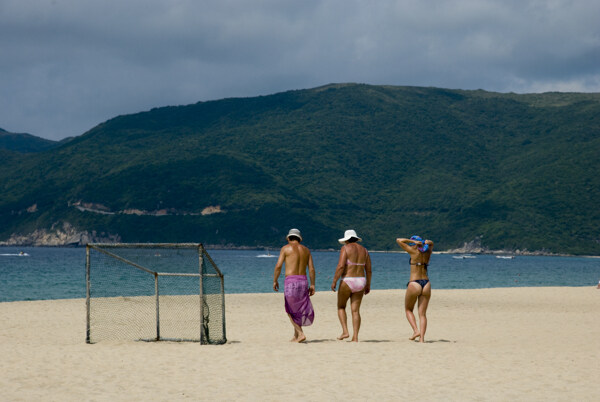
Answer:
[
  {"xmin": 331, "ymin": 229, "xmax": 372, "ymax": 342},
  {"xmin": 396, "ymin": 236, "xmax": 434, "ymax": 343}
]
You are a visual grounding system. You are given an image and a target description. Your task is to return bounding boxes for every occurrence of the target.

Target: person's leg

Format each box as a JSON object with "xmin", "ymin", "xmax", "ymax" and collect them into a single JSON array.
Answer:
[
  {"xmin": 337, "ymin": 281, "xmax": 352, "ymax": 340},
  {"xmin": 405, "ymin": 282, "xmax": 422, "ymax": 340},
  {"xmin": 349, "ymin": 291, "xmax": 365, "ymax": 342},
  {"xmin": 287, "ymin": 314, "xmax": 305, "ymax": 342},
  {"xmin": 416, "ymin": 283, "xmax": 431, "ymax": 343}
]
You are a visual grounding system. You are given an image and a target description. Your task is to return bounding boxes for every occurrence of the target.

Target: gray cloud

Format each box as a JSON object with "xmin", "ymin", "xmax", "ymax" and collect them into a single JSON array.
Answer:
[{"xmin": 1, "ymin": 0, "xmax": 599, "ymax": 140}]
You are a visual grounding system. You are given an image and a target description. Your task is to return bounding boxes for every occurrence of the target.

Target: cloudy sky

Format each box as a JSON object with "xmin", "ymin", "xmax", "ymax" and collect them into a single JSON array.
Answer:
[{"xmin": 1, "ymin": 0, "xmax": 599, "ymax": 140}]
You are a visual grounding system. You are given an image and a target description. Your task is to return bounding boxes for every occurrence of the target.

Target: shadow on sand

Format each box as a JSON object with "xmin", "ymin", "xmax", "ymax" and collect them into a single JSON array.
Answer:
[
  {"xmin": 417, "ymin": 339, "xmax": 455, "ymax": 344},
  {"xmin": 304, "ymin": 338, "xmax": 394, "ymax": 343},
  {"xmin": 303, "ymin": 338, "xmax": 337, "ymax": 344}
]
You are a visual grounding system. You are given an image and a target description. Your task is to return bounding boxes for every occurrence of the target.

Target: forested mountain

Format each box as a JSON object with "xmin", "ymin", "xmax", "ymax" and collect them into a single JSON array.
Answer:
[
  {"xmin": 0, "ymin": 128, "xmax": 63, "ymax": 153},
  {"xmin": 1, "ymin": 84, "xmax": 599, "ymax": 253}
]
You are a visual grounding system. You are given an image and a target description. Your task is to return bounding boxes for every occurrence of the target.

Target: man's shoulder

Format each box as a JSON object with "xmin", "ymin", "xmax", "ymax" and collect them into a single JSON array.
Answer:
[
  {"xmin": 281, "ymin": 243, "xmax": 301, "ymax": 251},
  {"xmin": 282, "ymin": 242, "xmax": 311, "ymax": 254},
  {"xmin": 298, "ymin": 243, "xmax": 312, "ymax": 254}
]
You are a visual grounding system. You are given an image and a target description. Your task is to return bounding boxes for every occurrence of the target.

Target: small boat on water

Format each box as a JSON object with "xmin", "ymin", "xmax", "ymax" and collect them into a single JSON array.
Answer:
[
  {"xmin": 0, "ymin": 252, "xmax": 30, "ymax": 257},
  {"xmin": 452, "ymin": 254, "xmax": 476, "ymax": 259},
  {"xmin": 496, "ymin": 255, "xmax": 515, "ymax": 259},
  {"xmin": 256, "ymin": 249, "xmax": 276, "ymax": 258}
]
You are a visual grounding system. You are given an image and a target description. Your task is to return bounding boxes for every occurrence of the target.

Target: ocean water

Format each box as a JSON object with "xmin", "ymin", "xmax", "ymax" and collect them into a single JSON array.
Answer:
[{"xmin": 1, "ymin": 246, "xmax": 599, "ymax": 302}]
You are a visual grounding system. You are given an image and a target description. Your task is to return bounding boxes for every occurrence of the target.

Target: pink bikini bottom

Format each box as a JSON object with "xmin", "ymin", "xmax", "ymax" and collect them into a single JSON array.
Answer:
[{"xmin": 342, "ymin": 276, "xmax": 367, "ymax": 293}]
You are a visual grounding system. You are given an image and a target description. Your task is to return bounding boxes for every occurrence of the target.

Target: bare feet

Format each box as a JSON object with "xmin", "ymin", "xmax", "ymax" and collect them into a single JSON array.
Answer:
[
  {"xmin": 409, "ymin": 332, "xmax": 421, "ymax": 341},
  {"xmin": 295, "ymin": 334, "xmax": 306, "ymax": 343},
  {"xmin": 337, "ymin": 333, "xmax": 350, "ymax": 340}
]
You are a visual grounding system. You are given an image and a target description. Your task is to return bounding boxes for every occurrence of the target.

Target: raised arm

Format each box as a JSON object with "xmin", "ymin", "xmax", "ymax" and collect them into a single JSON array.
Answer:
[
  {"xmin": 396, "ymin": 238, "xmax": 420, "ymax": 253},
  {"xmin": 331, "ymin": 246, "xmax": 347, "ymax": 291},
  {"xmin": 273, "ymin": 247, "xmax": 286, "ymax": 292},
  {"xmin": 307, "ymin": 253, "xmax": 316, "ymax": 296}
]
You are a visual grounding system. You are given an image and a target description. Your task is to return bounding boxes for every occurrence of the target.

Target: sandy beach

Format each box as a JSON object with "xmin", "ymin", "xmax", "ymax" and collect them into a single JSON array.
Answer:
[{"xmin": 1, "ymin": 287, "xmax": 599, "ymax": 401}]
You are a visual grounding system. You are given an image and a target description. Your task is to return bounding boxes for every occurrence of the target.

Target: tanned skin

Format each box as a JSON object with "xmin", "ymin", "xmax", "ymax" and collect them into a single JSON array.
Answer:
[
  {"xmin": 331, "ymin": 239, "xmax": 372, "ymax": 342},
  {"xmin": 273, "ymin": 237, "xmax": 316, "ymax": 343},
  {"xmin": 396, "ymin": 237, "xmax": 434, "ymax": 343}
]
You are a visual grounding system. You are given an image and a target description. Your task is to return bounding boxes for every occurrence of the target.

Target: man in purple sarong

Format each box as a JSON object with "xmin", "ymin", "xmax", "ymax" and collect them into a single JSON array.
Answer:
[{"xmin": 273, "ymin": 228, "xmax": 316, "ymax": 342}]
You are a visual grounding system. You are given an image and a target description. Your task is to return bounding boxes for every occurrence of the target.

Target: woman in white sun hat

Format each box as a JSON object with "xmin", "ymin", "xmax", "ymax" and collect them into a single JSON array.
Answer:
[{"xmin": 331, "ymin": 229, "xmax": 372, "ymax": 342}]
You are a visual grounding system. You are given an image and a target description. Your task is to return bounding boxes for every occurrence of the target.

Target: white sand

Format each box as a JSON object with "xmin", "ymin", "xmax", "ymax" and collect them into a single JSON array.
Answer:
[{"xmin": 1, "ymin": 287, "xmax": 599, "ymax": 401}]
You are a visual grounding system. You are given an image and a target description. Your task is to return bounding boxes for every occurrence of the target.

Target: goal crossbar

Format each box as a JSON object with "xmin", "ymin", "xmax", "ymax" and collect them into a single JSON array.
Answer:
[{"xmin": 85, "ymin": 243, "xmax": 226, "ymax": 344}]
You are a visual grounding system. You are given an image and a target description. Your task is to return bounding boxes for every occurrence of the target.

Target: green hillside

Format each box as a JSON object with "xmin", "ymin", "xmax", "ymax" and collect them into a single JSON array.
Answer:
[
  {"xmin": 0, "ymin": 128, "xmax": 61, "ymax": 153},
  {"xmin": 1, "ymin": 84, "xmax": 599, "ymax": 253}
]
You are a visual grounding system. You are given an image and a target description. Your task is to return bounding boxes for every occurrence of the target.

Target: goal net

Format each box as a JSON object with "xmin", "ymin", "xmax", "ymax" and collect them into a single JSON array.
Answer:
[{"xmin": 86, "ymin": 243, "xmax": 226, "ymax": 344}]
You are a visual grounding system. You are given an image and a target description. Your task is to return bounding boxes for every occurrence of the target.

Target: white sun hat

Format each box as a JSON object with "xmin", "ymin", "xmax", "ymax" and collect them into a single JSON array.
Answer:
[
  {"xmin": 286, "ymin": 228, "xmax": 303, "ymax": 241},
  {"xmin": 338, "ymin": 229, "xmax": 362, "ymax": 244}
]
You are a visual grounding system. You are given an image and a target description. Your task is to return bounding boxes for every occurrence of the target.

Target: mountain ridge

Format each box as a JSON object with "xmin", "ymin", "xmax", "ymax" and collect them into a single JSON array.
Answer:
[
  {"xmin": 1, "ymin": 84, "xmax": 599, "ymax": 253},
  {"xmin": 0, "ymin": 128, "xmax": 65, "ymax": 153}
]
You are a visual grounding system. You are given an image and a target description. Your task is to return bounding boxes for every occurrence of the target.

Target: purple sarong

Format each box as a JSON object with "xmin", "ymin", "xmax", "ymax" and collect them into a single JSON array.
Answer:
[{"xmin": 284, "ymin": 275, "xmax": 314, "ymax": 326}]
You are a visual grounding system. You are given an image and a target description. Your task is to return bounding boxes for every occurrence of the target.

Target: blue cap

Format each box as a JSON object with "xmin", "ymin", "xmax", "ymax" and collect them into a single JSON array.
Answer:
[{"xmin": 409, "ymin": 235, "xmax": 429, "ymax": 252}]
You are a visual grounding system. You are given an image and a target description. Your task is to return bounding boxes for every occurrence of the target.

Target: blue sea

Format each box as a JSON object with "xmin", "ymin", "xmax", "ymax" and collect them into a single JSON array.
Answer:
[{"xmin": 1, "ymin": 246, "xmax": 599, "ymax": 302}]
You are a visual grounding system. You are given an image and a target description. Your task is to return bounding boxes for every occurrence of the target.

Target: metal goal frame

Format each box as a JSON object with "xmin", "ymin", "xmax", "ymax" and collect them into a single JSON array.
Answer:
[{"xmin": 85, "ymin": 243, "xmax": 226, "ymax": 344}]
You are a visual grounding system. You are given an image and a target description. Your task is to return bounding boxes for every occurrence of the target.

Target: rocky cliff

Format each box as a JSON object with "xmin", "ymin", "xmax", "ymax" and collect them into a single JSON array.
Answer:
[{"xmin": 0, "ymin": 222, "xmax": 120, "ymax": 246}]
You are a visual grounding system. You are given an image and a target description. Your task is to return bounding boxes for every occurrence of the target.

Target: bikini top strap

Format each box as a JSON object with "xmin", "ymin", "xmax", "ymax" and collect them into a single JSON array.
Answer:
[{"xmin": 409, "ymin": 257, "xmax": 428, "ymax": 267}]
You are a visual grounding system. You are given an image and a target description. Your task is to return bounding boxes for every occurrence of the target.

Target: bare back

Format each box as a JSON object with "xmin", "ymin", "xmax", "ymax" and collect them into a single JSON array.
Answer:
[
  {"xmin": 273, "ymin": 239, "xmax": 315, "ymax": 294},
  {"xmin": 340, "ymin": 243, "xmax": 369, "ymax": 277},
  {"xmin": 277, "ymin": 241, "xmax": 311, "ymax": 276},
  {"xmin": 396, "ymin": 238, "xmax": 434, "ymax": 281},
  {"xmin": 409, "ymin": 256, "xmax": 430, "ymax": 281}
]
